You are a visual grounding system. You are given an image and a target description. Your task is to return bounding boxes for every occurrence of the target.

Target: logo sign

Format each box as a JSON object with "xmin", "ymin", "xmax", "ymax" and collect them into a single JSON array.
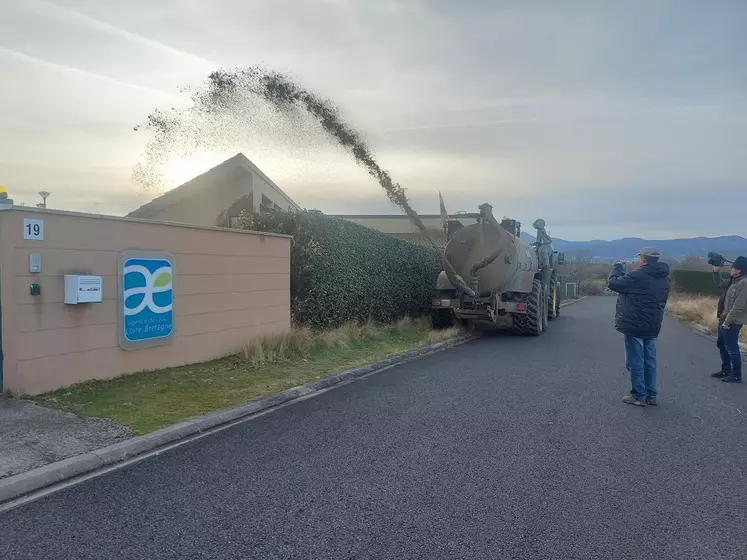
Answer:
[{"xmin": 118, "ymin": 251, "xmax": 175, "ymax": 350}]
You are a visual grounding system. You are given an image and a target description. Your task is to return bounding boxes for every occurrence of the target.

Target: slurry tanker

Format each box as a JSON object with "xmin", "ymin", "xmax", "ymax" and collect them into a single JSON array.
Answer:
[{"xmin": 430, "ymin": 203, "xmax": 565, "ymax": 335}]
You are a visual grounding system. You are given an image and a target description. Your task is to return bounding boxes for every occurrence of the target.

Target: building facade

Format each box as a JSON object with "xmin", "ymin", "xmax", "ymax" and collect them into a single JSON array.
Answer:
[{"xmin": 127, "ymin": 153, "xmax": 300, "ymax": 227}]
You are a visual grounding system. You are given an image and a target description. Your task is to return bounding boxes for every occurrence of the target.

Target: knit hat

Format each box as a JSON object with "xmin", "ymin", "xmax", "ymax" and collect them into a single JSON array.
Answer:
[{"xmin": 733, "ymin": 256, "xmax": 747, "ymax": 274}]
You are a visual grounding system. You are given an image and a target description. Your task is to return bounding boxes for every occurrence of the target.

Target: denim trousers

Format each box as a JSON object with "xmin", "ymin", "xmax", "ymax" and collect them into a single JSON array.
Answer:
[
  {"xmin": 624, "ymin": 335, "xmax": 658, "ymax": 401},
  {"xmin": 718, "ymin": 323, "xmax": 743, "ymax": 379}
]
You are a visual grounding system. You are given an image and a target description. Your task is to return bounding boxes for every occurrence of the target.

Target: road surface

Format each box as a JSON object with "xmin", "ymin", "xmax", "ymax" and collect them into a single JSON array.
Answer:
[{"xmin": 2, "ymin": 297, "xmax": 746, "ymax": 559}]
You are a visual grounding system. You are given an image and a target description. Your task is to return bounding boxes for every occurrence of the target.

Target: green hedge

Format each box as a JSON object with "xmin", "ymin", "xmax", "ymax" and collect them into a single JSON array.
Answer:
[
  {"xmin": 671, "ymin": 269, "xmax": 724, "ymax": 295},
  {"xmin": 241, "ymin": 210, "xmax": 443, "ymax": 329}
]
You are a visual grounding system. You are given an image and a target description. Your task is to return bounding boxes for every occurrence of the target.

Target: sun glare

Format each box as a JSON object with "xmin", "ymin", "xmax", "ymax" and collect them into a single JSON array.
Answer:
[{"xmin": 162, "ymin": 153, "xmax": 231, "ymax": 189}]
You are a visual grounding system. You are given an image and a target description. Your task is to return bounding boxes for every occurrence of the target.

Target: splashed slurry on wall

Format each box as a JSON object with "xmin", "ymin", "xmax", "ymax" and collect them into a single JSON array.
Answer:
[{"xmin": 133, "ymin": 66, "xmax": 434, "ymax": 244}]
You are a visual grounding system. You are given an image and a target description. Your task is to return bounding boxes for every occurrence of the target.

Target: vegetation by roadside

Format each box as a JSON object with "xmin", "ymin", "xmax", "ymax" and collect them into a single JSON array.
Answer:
[
  {"xmin": 667, "ymin": 294, "xmax": 747, "ymax": 344},
  {"xmin": 31, "ymin": 318, "xmax": 462, "ymax": 435}
]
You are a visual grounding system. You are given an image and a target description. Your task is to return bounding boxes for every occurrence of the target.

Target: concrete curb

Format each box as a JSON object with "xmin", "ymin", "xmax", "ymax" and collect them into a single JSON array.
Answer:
[
  {"xmin": 0, "ymin": 334, "xmax": 474, "ymax": 506},
  {"xmin": 560, "ymin": 296, "xmax": 587, "ymax": 307}
]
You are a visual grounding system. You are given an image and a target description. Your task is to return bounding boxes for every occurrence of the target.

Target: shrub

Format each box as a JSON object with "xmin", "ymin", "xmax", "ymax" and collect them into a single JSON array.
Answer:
[
  {"xmin": 671, "ymin": 269, "xmax": 724, "ymax": 296},
  {"xmin": 580, "ymin": 281, "xmax": 603, "ymax": 296},
  {"xmin": 240, "ymin": 210, "xmax": 442, "ymax": 329}
]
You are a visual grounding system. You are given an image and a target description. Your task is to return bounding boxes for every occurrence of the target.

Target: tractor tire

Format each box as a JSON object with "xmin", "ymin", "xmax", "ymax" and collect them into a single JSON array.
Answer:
[
  {"xmin": 548, "ymin": 272, "xmax": 559, "ymax": 321},
  {"xmin": 512, "ymin": 278, "xmax": 544, "ymax": 336}
]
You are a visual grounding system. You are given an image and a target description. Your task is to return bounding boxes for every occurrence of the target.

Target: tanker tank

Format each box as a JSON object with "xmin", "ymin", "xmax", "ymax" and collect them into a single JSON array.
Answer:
[
  {"xmin": 443, "ymin": 212, "xmax": 538, "ymax": 298},
  {"xmin": 430, "ymin": 202, "xmax": 564, "ymax": 336}
]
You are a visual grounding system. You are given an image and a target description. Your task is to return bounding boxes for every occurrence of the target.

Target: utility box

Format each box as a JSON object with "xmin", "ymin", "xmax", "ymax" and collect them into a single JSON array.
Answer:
[{"xmin": 64, "ymin": 275, "xmax": 103, "ymax": 304}]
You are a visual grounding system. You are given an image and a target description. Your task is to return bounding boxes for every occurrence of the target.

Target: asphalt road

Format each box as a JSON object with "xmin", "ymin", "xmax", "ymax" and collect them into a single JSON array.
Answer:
[{"xmin": 3, "ymin": 297, "xmax": 746, "ymax": 560}]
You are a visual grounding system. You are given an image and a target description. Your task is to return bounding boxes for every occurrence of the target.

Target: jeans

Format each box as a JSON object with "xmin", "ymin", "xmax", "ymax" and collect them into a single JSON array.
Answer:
[
  {"xmin": 624, "ymin": 335, "xmax": 658, "ymax": 401},
  {"xmin": 718, "ymin": 323, "xmax": 743, "ymax": 379}
]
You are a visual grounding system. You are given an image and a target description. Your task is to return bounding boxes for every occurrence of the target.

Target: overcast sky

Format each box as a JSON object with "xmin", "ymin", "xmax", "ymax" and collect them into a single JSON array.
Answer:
[{"xmin": 1, "ymin": 0, "xmax": 745, "ymax": 240}]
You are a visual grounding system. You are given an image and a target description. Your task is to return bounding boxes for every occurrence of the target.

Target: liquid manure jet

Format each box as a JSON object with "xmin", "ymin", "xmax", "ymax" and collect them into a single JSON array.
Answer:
[{"xmin": 134, "ymin": 66, "xmax": 565, "ymax": 335}]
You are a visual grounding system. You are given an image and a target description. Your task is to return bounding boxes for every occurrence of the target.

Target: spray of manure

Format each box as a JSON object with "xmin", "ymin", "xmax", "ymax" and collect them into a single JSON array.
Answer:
[{"xmin": 133, "ymin": 66, "xmax": 432, "ymax": 243}]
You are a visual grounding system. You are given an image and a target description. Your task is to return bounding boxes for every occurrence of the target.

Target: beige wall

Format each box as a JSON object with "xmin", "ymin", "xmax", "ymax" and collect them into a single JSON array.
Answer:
[{"xmin": 0, "ymin": 208, "xmax": 291, "ymax": 395}]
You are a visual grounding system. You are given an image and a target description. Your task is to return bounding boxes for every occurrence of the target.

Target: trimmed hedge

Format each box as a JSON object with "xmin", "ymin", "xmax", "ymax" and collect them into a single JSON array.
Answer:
[
  {"xmin": 671, "ymin": 269, "xmax": 724, "ymax": 295},
  {"xmin": 241, "ymin": 210, "xmax": 442, "ymax": 329}
]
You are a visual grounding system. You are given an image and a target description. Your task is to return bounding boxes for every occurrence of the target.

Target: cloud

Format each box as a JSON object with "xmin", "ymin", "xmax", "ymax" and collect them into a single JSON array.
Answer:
[{"xmin": 0, "ymin": 47, "xmax": 177, "ymax": 98}]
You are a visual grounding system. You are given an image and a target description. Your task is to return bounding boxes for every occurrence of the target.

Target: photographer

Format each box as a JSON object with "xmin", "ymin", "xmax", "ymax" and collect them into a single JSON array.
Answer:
[
  {"xmin": 711, "ymin": 256, "xmax": 734, "ymax": 378},
  {"xmin": 712, "ymin": 256, "xmax": 747, "ymax": 383},
  {"xmin": 608, "ymin": 248, "xmax": 671, "ymax": 406}
]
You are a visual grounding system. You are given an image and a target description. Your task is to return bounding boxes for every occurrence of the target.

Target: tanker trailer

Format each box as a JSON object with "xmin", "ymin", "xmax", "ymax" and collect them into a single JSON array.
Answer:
[{"xmin": 429, "ymin": 203, "xmax": 565, "ymax": 335}]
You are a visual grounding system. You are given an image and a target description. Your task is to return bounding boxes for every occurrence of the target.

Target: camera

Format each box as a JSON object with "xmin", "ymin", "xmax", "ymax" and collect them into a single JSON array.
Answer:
[{"xmin": 707, "ymin": 252, "xmax": 732, "ymax": 267}]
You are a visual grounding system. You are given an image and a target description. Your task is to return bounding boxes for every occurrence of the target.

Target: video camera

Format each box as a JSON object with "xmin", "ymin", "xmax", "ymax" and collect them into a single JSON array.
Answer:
[{"xmin": 707, "ymin": 252, "xmax": 733, "ymax": 267}]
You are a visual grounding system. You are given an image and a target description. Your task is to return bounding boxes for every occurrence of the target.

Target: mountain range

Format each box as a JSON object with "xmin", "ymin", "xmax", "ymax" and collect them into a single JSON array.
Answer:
[{"xmin": 519, "ymin": 233, "xmax": 747, "ymax": 262}]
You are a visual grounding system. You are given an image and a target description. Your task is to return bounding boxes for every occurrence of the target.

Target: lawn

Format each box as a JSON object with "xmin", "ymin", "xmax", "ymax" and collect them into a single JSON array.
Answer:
[{"xmin": 32, "ymin": 318, "xmax": 462, "ymax": 434}]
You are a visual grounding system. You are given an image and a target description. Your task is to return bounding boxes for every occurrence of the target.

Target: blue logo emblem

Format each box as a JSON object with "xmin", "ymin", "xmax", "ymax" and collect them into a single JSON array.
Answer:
[{"xmin": 123, "ymin": 258, "xmax": 173, "ymax": 342}]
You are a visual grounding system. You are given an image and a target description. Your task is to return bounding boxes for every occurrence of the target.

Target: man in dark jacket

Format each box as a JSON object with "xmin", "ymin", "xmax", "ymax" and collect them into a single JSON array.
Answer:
[{"xmin": 608, "ymin": 248, "xmax": 671, "ymax": 406}]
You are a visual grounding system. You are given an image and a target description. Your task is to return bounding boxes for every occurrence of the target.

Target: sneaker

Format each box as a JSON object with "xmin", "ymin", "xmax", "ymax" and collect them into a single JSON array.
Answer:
[
  {"xmin": 646, "ymin": 396, "xmax": 658, "ymax": 406},
  {"xmin": 722, "ymin": 375, "xmax": 743, "ymax": 383},
  {"xmin": 622, "ymin": 394, "xmax": 646, "ymax": 407},
  {"xmin": 711, "ymin": 371, "xmax": 730, "ymax": 378}
]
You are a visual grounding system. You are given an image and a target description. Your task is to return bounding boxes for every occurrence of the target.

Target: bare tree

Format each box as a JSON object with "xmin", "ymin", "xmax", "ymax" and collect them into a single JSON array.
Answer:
[{"xmin": 561, "ymin": 250, "xmax": 593, "ymax": 281}]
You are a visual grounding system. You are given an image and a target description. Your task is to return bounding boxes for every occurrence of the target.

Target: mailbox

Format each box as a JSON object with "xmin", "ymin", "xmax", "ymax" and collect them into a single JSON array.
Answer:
[{"xmin": 64, "ymin": 275, "xmax": 103, "ymax": 304}]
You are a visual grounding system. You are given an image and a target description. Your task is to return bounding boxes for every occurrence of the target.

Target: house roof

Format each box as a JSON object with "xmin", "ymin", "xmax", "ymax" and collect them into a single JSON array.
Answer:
[{"xmin": 127, "ymin": 153, "xmax": 299, "ymax": 219}]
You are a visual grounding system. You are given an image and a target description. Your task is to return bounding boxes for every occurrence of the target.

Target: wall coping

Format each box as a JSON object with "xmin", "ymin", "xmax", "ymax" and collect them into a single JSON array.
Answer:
[{"xmin": 1, "ymin": 206, "xmax": 292, "ymax": 240}]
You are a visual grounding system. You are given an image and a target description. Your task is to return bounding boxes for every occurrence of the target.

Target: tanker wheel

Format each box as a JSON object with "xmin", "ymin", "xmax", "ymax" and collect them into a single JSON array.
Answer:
[
  {"xmin": 548, "ymin": 273, "xmax": 559, "ymax": 321},
  {"xmin": 429, "ymin": 309, "xmax": 455, "ymax": 330},
  {"xmin": 429, "ymin": 291, "xmax": 457, "ymax": 330},
  {"xmin": 512, "ymin": 278, "xmax": 543, "ymax": 336}
]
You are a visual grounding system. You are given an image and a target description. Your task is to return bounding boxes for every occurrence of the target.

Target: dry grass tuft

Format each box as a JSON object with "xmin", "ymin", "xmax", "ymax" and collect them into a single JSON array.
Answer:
[
  {"xmin": 315, "ymin": 321, "xmax": 379, "ymax": 350},
  {"xmin": 243, "ymin": 328, "xmax": 314, "ymax": 366},
  {"xmin": 424, "ymin": 326, "xmax": 464, "ymax": 345},
  {"xmin": 244, "ymin": 316, "xmax": 463, "ymax": 368},
  {"xmin": 667, "ymin": 294, "xmax": 746, "ymax": 343}
]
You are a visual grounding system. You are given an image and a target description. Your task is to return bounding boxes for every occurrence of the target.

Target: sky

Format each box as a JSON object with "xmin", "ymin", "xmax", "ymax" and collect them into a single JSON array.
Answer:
[{"xmin": 0, "ymin": 0, "xmax": 745, "ymax": 240}]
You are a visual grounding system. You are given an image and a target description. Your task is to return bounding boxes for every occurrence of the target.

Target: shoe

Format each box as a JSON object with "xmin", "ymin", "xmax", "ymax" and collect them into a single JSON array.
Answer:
[
  {"xmin": 711, "ymin": 371, "xmax": 730, "ymax": 378},
  {"xmin": 721, "ymin": 375, "xmax": 743, "ymax": 383},
  {"xmin": 622, "ymin": 394, "xmax": 646, "ymax": 407},
  {"xmin": 646, "ymin": 396, "xmax": 658, "ymax": 406}
]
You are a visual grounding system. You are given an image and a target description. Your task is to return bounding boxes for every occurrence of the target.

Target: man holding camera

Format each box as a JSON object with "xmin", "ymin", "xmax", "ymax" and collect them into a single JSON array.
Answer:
[
  {"xmin": 711, "ymin": 256, "xmax": 747, "ymax": 383},
  {"xmin": 608, "ymin": 248, "xmax": 671, "ymax": 406}
]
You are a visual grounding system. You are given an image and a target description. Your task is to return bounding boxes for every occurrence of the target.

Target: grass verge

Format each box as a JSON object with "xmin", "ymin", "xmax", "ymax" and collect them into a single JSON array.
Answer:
[
  {"xmin": 667, "ymin": 294, "xmax": 747, "ymax": 344},
  {"xmin": 31, "ymin": 318, "xmax": 462, "ymax": 435}
]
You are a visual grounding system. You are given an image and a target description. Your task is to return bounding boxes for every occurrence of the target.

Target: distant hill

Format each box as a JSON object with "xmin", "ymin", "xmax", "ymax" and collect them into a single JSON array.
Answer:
[{"xmin": 519, "ymin": 233, "xmax": 747, "ymax": 262}]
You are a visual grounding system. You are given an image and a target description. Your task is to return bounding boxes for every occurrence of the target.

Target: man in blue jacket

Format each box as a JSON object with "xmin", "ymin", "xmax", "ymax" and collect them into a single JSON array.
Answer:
[{"xmin": 608, "ymin": 248, "xmax": 671, "ymax": 406}]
